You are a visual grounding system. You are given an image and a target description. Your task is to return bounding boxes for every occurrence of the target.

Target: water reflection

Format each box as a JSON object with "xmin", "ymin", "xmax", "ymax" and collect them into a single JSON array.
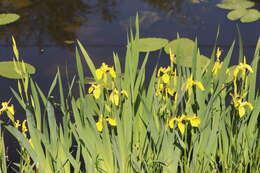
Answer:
[{"xmin": 0, "ymin": 0, "xmax": 119, "ymax": 47}]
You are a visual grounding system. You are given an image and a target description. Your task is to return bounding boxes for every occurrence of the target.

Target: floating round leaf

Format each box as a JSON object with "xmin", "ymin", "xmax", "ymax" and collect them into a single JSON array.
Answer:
[
  {"xmin": 133, "ymin": 38, "xmax": 168, "ymax": 52},
  {"xmin": 164, "ymin": 38, "xmax": 210, "ymax": 68},
  {"xmin": 175, "ymin": 55, "xmax": 210, "ymax": 69},
  {"xmin": 0, "ymin": 13, "xmax": 20, "ymax": 25},
  {"xmin": 240, "ymin": 9, "xmax": 260, "ymax": 23},
  {"xmin": 217, "ymin": 0, "xmax": 255, "ymax": 10},
  {"xmin": 227, "ymin": 8, "xmax": 248, "ymax": 21},
  {"xmin": 0, "ymin": 61, "xmax": 36, "ymax": 79},
  {"xmin": 164, "ymin": 38, "xmax": 195, "ymax": 56}
]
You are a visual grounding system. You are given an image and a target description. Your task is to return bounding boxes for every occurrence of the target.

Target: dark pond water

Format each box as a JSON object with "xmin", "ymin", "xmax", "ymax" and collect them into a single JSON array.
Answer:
[{"xmin": 0, "ymin": 0, "xmax": 259, "ymax": 168}]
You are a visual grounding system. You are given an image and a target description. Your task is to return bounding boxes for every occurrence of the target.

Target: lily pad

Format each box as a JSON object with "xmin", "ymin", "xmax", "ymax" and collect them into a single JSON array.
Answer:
[
  {"xmin": 0, "ymin": 13, "xmax": 20, "ymax": 26},
  {"xmin": 217, "ymin": 0, "xmax": 255, "ymax": 10},
  {"xmin": 0, "ymin": 61, "xmax": 36, "ymax": 79},
  {"xmin": 133, "ymin": 38, "xmax": 169, "ymax": 52},
  {"xmin": 164, "ymin": 38, "xmax": 210, "ymax": 68},
  {"xmin": 227, "ymin": 8, "xmax": 248, "ymax": 21},
  {"xmin": 164, "ymin": 38, "xmax": 195, "ymax": 56},
  {"xmin": 240, "ymin": 9, "xmax": 260, "ymax": 23}
]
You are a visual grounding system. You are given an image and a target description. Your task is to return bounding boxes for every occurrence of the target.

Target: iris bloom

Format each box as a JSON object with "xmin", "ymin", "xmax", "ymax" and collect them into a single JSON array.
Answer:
[
  {"xmin": 109, "ymin": 89, "xmax": 120, "ymax": 106},
  {"xmin": 121, "ymin": 90, "xmax": 128, "ymax": 98},
  {"xmin": 157, "ymin": 67, "xmax": 172, "ymax": 84},
  {"xmin": 168, "ymin": 114, "xmax": 201, "ymax": 135},
  {"xmin": 212, "ymin": 48, "xmax": 223, "ymax": 76},
  {"xmin": 88, "ymin": 84, "xmax": 102, "ymax": 99},
  {"xmin": 14, "ymin": 120, "xmax": 21, "ymax": 129},
  {"xmin": 0, "ymin": 101, "xmax": 15, "ymax": 115},
  {"xmin": 186, "ymin": 115, "xmax": 201, "ymax": 127},
  {"xmin": 96, "ymin": 117, "xmax": 104, "ymax": 132},
  {"xmin": 22, "ymin": 120, "xmax": 28, "ymax": 134},
  {"xmin": 106, "ymin": 117, "xmax": 117, "ymax": 126},
  {"xmin": 168, "ymin": 114, "xmax": 187, "ymax": 135},
  {"xmin": 185, "ymin": 75, "xmax": 205, "ymax": 91},
  {"xmin": 232, "ymin": 56, "xmax": 253, "ymax": 79},
  {"xmin": 96, "ymin": 63, "xmax": 116, "ymax": 80},
  {"xmin": 96, "ymin": 116, "xmax": 117, "ymax": 132},
  {"xmin": 233, "ymin": 97, "xmax": 253, "ymax": 118},
  {"xmin": 227, "ymin": 56, "xmax": 253, "ymax": 95}
]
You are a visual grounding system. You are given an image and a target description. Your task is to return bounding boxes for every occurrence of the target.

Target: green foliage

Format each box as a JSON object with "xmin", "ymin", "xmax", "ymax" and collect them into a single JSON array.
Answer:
[{"xmin": 0, "ymin": 15, "xmax": 259, "ymax": 173}]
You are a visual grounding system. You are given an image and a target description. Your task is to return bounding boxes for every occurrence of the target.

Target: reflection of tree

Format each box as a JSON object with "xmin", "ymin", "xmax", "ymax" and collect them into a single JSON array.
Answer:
[
  {"xmin": 143, "ymin": 0, "xmax": 185, "ymax": 15},
  {"xmin": 0, "ymin": 0, "xmax": 119, "ymax": 49}
]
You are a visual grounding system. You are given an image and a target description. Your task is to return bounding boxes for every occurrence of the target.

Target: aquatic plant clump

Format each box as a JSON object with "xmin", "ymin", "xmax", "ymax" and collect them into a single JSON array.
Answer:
[{"xmin": 0, "ymin": 17, "xmax": 259, "ymax": 173}]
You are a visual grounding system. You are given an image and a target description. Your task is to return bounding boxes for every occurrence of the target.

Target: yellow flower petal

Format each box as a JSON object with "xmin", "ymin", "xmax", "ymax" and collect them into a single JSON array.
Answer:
[
  {"xmin": 216, "ymin": 47, "xmax": 222, "ymax": 59},
  {"xmin": 0, "ymin": 102, "xmax": 15, "ymax": 115},
  {"xmin": 168, "ymin": 117, "xmax": 176, "ymax": 129},
  {"xmin": 238, "ymin": 106, "xmax": 245, "ymax": 118},
  {"xmin": 7, "ymin": 105, "xmax": 15, "ymax": 115},
  {"xmin": 178, "ymin": 122, "xmax": 185, "ymax": 135},
  {"xmin": 110, "ymin": 89, "xmax": 119, "ymax": 106},
  {"xmin": 189, "ymin": 116, "xmax": 201, "ymax": 127},
  {"xmin": 106, "ymin": 118, "xmax": 117, "ymax": 126},
  {"xmin": 15, "ymin": 120, "xmax": 21, "ymax": 129},
  {"xmin": 96, "ymin": 69, "xmax": 103, "ymax": 80},
  {"xmin": 162, "ymin": 74, "xmax": 170, "ymax": 84},
  {"xmin": 109, "ymin": 67, "xmax": 116, "ymax": 78},
  {"xmin": 121, "ymin": 90, "xmax": 128, "ymax": 98},
  {"xmin": 93, "ymin": 86, "xmax": 101, "ymax": 99},
  {"xmin": 22, "ymin": 120, "xmax": 28, "ymax": 133},
  {"xmin": 96, "ymin": 119, "xmax": 103, "ymax": 132},
  {"xmin": 194, "ymin": 82, "xmax": 205, "ymax": 91}
]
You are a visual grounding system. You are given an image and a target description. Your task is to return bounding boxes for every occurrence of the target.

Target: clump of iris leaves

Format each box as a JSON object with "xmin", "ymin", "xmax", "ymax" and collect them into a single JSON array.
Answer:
[{"xmin": 0, "ymin": 13, "xmax": 260, "ymax": 173}]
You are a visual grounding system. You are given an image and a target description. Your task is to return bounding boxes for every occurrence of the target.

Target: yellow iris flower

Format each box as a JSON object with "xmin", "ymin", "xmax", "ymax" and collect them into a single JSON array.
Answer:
[
  {"xmin": 212, "ymin": 48, "xmax": 223, "ymax": 76},
  {"xmin": 109, "ymin": 89, "xmax": 120, "ymax": 106},
  {"xmin": 88, "ymin": 84, "xmax": 102, "ymax": 99},
  {"xmin": 22, "ymin": 120, "xmax": 28, "ymax": 133},
  {"xmin": 96, "ymin": 116, "xmax": 117, "ymax": 132},
  {"xmin": 106, "ymin": 118, "xmax": 117, "ymax": 126},
  {"xmin": 168, "ymin": 114, "xmax": 187, "ymax": 135},
  {"xmin": 186, "ymin": 76, "xmax": 205, "ymax": 91},
  {"xmin": 95, "ymin": 63, "xmax": 116, "ymax": 80},
  {"xmin": 96, "ymin": 117, "xmax": 104, "ymax": 132},
  {"xmin": 233, "ymin": 98, "xmax": 253, "ymax": 118},
  {"xmin": 168, "ymin": 114, "xmax": 201, "ymax": 135},
  {"xmin": 14, "ymin": 120, "xmax": 21, "ymax": 129},
  {"xmin": 121, "ymin": 90, "xmax": 129, "ymax": 98},
  {"xmin": 186, "ymin": 115, "xmax": 201, "ymax": 127},
  {"xmin": 0, "ymin": 101, "xmax": 15, "ymax": 115}
]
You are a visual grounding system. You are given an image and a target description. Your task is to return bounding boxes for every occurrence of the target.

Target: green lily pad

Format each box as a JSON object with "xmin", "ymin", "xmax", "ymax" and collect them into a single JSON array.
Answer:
[
  {"xmin": 0, "ymin": 13, "xmax": 20, "ymax": 25},
  {"xmin": 217, "ymin": 0, "xmax": 255, "ymax": 10},
  {"xmin": 0, "ymin": 61, "xmax": 36, "ymax": 79},
  {"xmin": 133, "ymin": 38, "xmax": 169, "ymax": 52},
  {"xmin": 164, "ymin": 38, "xmax": 210, "ymax": 68},
  {"xmin": 164, "ymin": 38, "xmax": 195, "ymax": 56},
  {"xmin": 227, "ymin": 8, "xmax": 248, "ymax": 20},
  {"xmin": 240, "ymin": 9, "xmax": 260, "ymax": 23}
]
